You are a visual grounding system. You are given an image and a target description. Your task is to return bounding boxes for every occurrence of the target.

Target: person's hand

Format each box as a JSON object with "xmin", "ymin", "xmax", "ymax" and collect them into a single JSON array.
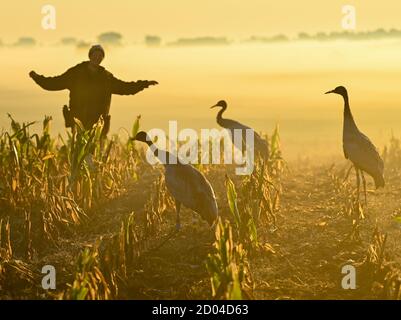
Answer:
[
  {"xmin": 29, "ymin": 71, "xmax": 38, "ymax": 79},
  {"xmin": 147, "ymin": 80, "xmax": 158, "ymax": 86},
  {"xmin": 137, "ymin": 80, "xmax": 158, "ymax": 88}
]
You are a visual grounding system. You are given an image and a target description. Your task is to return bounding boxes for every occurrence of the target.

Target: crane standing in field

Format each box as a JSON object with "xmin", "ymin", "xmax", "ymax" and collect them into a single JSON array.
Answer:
[
  {"xmin": 211, "ymin": 100, "xmax": 269, "ymax": 161},
  {"xmin": 134, "ymin": 131, "xmax": 218, "ymax": 231},
  {"xmin": 325, "ymin": 86, "xmax": 385, "ymax": 203}
]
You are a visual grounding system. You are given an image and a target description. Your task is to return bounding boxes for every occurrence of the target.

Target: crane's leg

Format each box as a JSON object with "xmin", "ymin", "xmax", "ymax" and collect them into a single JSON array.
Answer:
[
  {"xmin": 355, "ymin": 166, "xmax": 360, "ymax": 201},
  {"xmin": 175, "ymin": 199, "xmax": 181, "ymax": 231},
  {"xmin": 361, "ymin": 171, "xmax": 367, "ymax": 206},
  {"xmin": 343, "ymin": 164, "xmax": 353, "ymax": 183}
]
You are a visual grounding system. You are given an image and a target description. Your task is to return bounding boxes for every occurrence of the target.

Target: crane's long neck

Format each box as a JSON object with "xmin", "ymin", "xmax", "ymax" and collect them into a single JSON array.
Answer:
[
  {"xmin": 216, "ymin": 106, "xmax": 227, "ymax": 127},
  {"xmin": 143, "ymin": 140, "xmax": 158, "ymax": 157},
  {"xmin": 342, "ymin": 93, "xmax": 358, "ymax": 135},
  {"xmin": 145, "ymin": 141, "xmax": 177, "ymax": 166}
]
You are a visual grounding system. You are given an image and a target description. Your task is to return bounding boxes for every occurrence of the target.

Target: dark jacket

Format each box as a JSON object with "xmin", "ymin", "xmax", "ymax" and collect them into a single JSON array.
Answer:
[{"xmin": 31, "ymin": 61, "xmax": 150, "ymax": 131}]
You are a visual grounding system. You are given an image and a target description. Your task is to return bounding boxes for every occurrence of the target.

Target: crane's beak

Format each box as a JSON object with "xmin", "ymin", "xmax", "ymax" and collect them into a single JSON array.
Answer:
[
  {"xmin": 210, "ymin": 105, "xmax": 218, "ymax": 109},
  {"xmin": 325, "ymin": 90, "xmax": 334, "ymax": 94}
]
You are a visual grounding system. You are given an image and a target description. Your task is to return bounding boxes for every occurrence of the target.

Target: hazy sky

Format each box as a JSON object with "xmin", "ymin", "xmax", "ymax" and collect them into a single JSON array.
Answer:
[
  {"xmin": 1, "ymin": 1, "xmax": 401, "ymax": 42},
  {"xmin": 2, "ymin": 1, "xmax": 401, "ymax": 160}
]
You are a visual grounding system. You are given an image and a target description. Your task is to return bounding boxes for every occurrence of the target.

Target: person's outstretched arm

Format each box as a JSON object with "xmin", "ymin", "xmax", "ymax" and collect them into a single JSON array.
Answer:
[
  {"xmin": 29, "ymin": 68, "xmax": 74, "ymax": 91},
  {"xmin": 111, "ymin": 76, "xmax": 158, "ymax": 95}
]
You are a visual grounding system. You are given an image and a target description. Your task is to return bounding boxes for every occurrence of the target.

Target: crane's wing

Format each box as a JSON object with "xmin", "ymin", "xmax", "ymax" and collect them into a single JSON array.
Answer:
[
  {"xmin": 220, "ymin": 118, "xmax": 268, "ymax": 156},
  {"xmin": 220, "ymin": 118, "xmax": 252, "ymax": 132},
  {"xmin": 254, "ymin": 132, "xmax": 269, "ymax": 158},
  {"xmin": 343, "ymin": 131, "xmax": 384, "ymax": 177},
  {"xmin": 165, "ymin": 163, "xmax": 217, "ymax": 214}
]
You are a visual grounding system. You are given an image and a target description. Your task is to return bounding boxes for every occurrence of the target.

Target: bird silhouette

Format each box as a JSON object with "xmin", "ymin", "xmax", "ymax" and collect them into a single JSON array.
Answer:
[
  {"xmin": 134, "ymin": 131, "xmax": 218, "ymax": 231},
  {"xmin": 211, "ymin": 100, "xmax": 269, "ymax": 160},
  {"xmin": 325, "ymin": 86, "xmax": 384, "ymax": 203}
]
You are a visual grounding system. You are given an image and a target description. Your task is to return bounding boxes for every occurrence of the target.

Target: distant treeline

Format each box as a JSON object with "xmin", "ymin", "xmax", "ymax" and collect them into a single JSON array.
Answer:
[
  {"xmin": 3, "ymin": 28, "xmax": 401, "ymax": 48},
  {"xmin": 244, "ymin": 28, "xmax": 401, "ymax": 43}
]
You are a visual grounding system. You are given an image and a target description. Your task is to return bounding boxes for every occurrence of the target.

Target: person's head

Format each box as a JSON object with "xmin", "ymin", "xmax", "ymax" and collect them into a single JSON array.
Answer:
[{"xmin": 88, "ymin": 45, "xmax": 105, "ymax": 66}]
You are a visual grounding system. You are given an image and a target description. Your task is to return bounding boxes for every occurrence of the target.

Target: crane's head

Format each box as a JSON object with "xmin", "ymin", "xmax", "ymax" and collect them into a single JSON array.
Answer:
[
  {"xmin": 211, "ymin": 100, "xmax": 227, "ymax": 109},
  {"xmin": 325, "ymin": 86, "xmax": 348, "ymax": 97},
  {"xmin": 133, "ymin": 131, "xmax": 152, "ymax": 145}
]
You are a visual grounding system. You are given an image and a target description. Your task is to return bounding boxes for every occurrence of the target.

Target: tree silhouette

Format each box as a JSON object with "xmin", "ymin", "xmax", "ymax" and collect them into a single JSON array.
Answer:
[
  {"xmin": 98, "ymin": 32, "xmax": 122, "ymax": 45},
  {"xmin": 14, "ymin": 37, "xmax": 36, "ymax": 47},
  {"xmin": 145, "ymin": 35, "xmax": 162, "ymax": 47}
]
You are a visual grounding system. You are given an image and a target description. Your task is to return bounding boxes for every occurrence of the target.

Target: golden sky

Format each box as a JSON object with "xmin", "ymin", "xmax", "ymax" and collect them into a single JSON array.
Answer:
[
  {"xmin": 2, "ymin": 1, "xmax": 401, "ymax": 160},
  {"xmin": 1, "ymin": 0, "xmax": 401, "ymax": 42}
]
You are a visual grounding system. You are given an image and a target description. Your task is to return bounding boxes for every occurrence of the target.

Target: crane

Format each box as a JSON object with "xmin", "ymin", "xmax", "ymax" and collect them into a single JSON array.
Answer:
[
  {"xmin": 211, "ymin": 100, "xmax": 269, "ymax": 161},
  {"xmin": 134, "ymin": 131, "xmax": 218, "ymax": 231},
  {"xmin": 325, "ymin": 86, "xmax": 384, "ymax": 203}
]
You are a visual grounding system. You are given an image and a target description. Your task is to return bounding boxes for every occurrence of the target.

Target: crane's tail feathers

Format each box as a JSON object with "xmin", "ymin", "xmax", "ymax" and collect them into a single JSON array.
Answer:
[{"xmin": 374, "ymin": 175, "xmax": 385, "ymax": 189}]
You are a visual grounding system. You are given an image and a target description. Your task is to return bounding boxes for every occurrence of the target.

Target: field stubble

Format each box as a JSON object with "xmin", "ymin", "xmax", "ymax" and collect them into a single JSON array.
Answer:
[{"xmin": 1, "ymin": 116, "xmax": 401, "ymax": 299}]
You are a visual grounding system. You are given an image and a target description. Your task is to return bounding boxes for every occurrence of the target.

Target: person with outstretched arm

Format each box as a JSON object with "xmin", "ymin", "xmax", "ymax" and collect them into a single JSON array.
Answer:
[{"xmin": 29, "ymin": 44, "xmax": 158, "ymax": 135}]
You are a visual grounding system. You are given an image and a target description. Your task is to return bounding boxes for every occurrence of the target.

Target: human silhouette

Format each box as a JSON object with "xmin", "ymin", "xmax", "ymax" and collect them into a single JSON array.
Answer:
[{"xmin": 29, "ymin": 44, "xmax": 158, "ymax": 135}]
